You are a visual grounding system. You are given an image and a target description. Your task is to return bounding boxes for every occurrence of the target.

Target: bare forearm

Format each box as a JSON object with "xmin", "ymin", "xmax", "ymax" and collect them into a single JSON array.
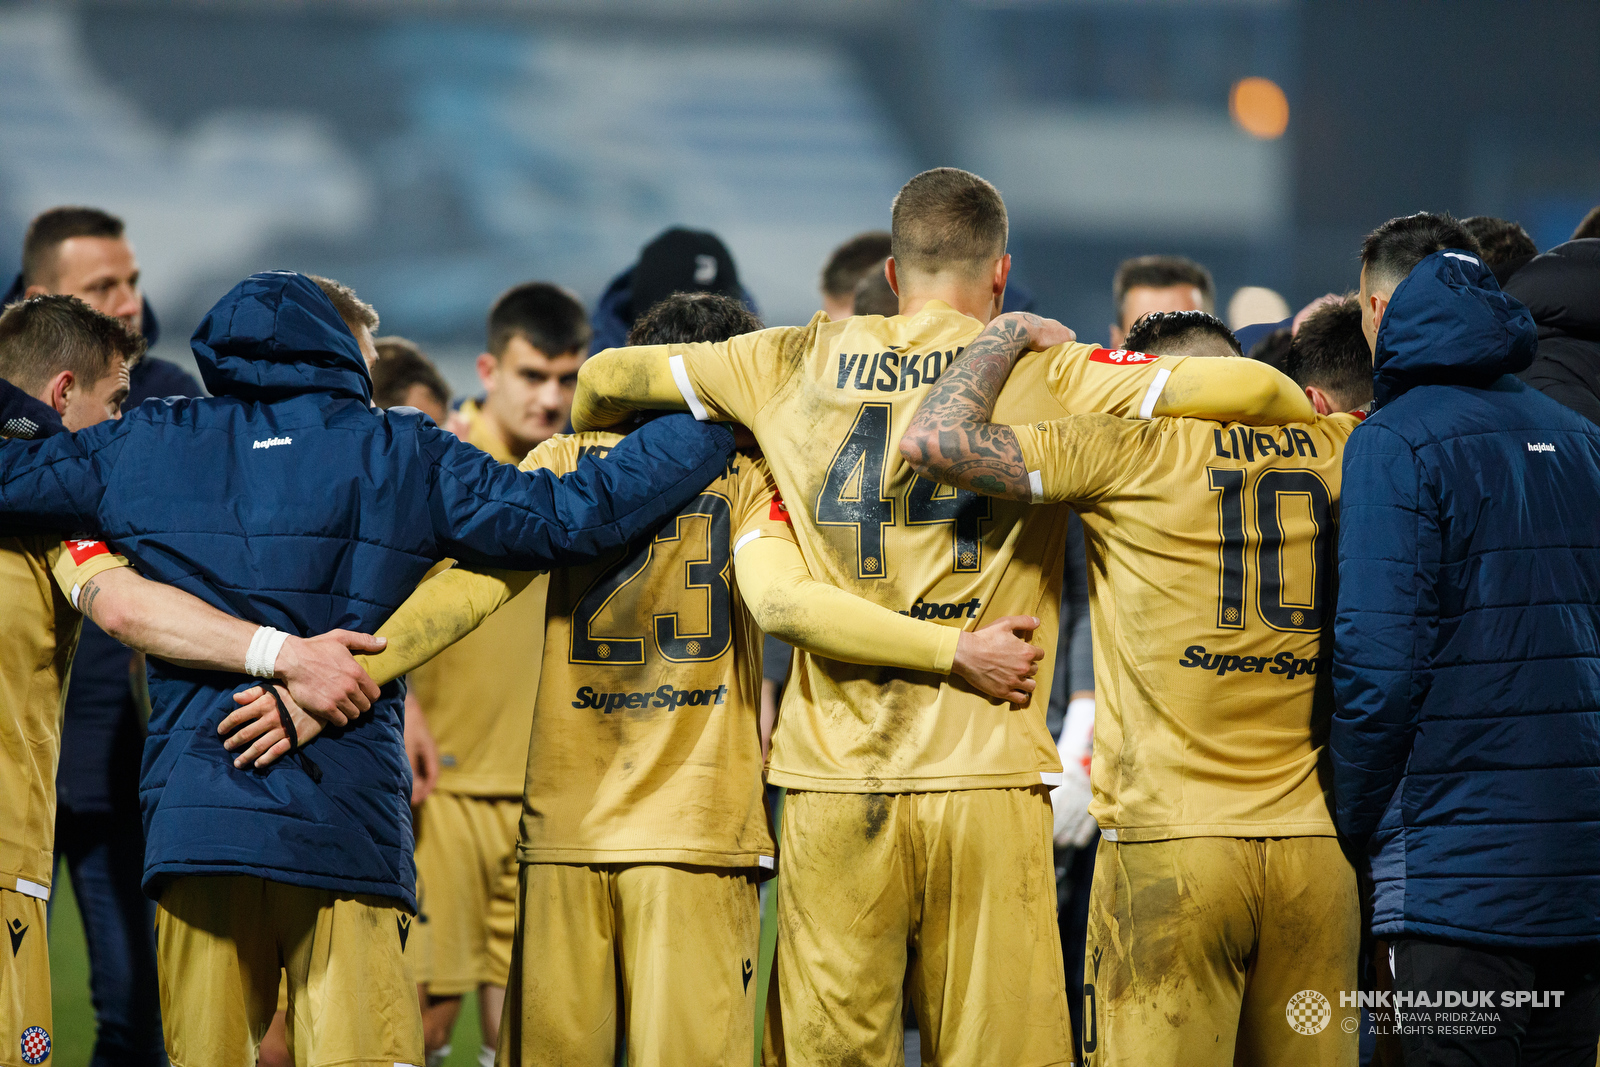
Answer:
[
  {"xmin": 899, "ymin": 315, "xmax": 1033, "ymax": 500},
  {"xmin": 81, "ymin": 568, "xmax": 256, "ymax": 671}
]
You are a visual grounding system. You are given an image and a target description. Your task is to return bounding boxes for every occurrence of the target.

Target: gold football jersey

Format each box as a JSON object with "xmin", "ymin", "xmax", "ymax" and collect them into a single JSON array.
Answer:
[
  {"xmin": 658, "ymin": 302, "xmax": 1184, "ymax": 792},
  {"xmin": 408, "ymin": 409, "xmax": 549, "ymax": 795},
  {"xmin": 1011, "ymin": 412, "xmax": 1361, "ymax": 839},
  {"xmin": 515, "ymin": 432, "xmax": 795, "ymax": 867},
  {"xmin": 0, "ymin": 537, "xmax": 128, "ymax": 892}
]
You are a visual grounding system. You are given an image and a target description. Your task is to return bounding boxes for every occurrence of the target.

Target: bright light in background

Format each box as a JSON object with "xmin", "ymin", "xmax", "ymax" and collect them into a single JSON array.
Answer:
[
  {"xmin": 1228, "ymin": 286, "xmax": 1291, "ymax": 330},
  {"xmin": 1230, "ymin": 77, "xmax": 1289, "ymax": 140}
]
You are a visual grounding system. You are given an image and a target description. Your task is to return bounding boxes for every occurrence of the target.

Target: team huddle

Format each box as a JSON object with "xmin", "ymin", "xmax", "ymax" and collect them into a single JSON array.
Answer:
[{"xmin": 3, "ymin": 165, "xmax": 1599, "ymax": 1067}]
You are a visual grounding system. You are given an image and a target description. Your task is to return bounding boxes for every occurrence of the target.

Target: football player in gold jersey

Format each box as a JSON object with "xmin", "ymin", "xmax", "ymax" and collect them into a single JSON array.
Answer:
[
  {"xmin": 564, "ymin": 168, "xmax": 1318, "ymax": 1064},
  {"xmin": 1, "ymin": 296, "xmax": 383, "ymax": 1066},
  {"xmin": 223, "ymin": 289, "xmax": 1044, "ymax": 1064},
  {"xmin": 401, "ymin": 283, "xmax": 588, "ymax": 1067},
  {"xmin": 901, "ymin": 305, "xmax": 1373, "ymax": 1067}
]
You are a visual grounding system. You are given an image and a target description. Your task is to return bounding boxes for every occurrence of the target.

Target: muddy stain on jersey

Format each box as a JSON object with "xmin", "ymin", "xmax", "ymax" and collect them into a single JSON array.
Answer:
[{"xmin": 862, "ymin": 794, "xmax": 890, "ymax": 840}]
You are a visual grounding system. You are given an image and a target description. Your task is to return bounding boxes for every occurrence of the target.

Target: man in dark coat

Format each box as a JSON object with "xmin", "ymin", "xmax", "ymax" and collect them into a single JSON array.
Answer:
[
  {"xmin": 6, "ymin": 204, "xmax": 204, "ymax": 1066},
  {"xmin": 0, "ymin": 271, "xmax": 737, "ymax": 1065},
  {"xmin": 1506, "ymin": 239, "xmax": 1600, "ymax": 428},
  {"xmin": 1333, "ymin": 213, "xmax": 1600, "ymax": 1066}
]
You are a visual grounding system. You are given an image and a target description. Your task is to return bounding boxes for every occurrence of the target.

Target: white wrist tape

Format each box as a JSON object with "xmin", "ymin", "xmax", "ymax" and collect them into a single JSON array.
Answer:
[{"xmin": 245, "ymin": 626, "xmax": 289, "ymax": 679}]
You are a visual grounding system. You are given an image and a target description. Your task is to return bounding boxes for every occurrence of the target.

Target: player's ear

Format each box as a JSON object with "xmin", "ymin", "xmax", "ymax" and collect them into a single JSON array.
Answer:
[
  {"xmin": 1304, "ymin": 385, "xmax": 1332, "ymax": 416},
  {"xmin": 884, "ymin": 257, "xmax": 900, "ymax": 297},
  {"xmin": 475, "ymin": 351, "xmax": 498, "ymax": 391},
  {"xmin": 993, "ymin": 253, "xmax": 1011, "ymax": 298},
  {"xmin": 43, "ymin": 369, "xmax": 75, "ymax": 415}
]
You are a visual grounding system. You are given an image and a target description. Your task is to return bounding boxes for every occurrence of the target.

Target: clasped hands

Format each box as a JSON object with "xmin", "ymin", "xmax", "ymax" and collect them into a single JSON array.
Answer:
[{"xmin": 219, "ymin": 629, "xmax": 383, "ymax": 769}]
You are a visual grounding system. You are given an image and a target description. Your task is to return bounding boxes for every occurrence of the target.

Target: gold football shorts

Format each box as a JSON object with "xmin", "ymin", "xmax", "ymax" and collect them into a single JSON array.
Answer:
[
  {"xmin": 775, "ymin": 787, "xmax": 1073, "ymax": 1066},
  {"xmin": 411, "ymin": 791, "xmax": 520, "ymax": 995},
  {"xmin": 1083, "ymin": 834, "xmax": 1359, "ymax": 1067},
  {"xmin": 156, "ymin": 875, "xmax": 423, "ymax": 1067},
  {"xmin": 500, "ymin": 862, "xmax": 760, "ymax": 1067},
  {"xmin": 1, "ymin": 888, "xmax": 51, "ymax": 1067}
]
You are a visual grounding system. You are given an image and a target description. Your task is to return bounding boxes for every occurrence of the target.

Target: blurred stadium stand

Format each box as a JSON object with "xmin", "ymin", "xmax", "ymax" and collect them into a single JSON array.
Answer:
[{"xmin": 0, "ymin": 0, "xmax": 1596, "ymax": 393}]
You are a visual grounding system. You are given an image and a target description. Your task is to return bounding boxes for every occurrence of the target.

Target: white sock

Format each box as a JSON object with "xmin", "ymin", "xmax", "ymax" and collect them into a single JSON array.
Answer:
[
  {"xmin": 426, "ymin": 1043, "xmax": 451, "ymax": 1067},
  {"xmin": 478, "ymin": 1043, "xmax": 496, "ymax": 1067}
]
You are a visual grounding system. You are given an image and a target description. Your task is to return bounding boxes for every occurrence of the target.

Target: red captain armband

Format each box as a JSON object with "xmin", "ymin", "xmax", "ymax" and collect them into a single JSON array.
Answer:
[
  {"xmin": 1089, "ymin": 347, "xmax": 1161, "ymax": 366},
  {"xmin": 769, "ymin": 497, "xmax": 793, "ymax": 525},
  {"xmin": 65, "ymin": 538, "xmax": 111, "ymax": 565}
]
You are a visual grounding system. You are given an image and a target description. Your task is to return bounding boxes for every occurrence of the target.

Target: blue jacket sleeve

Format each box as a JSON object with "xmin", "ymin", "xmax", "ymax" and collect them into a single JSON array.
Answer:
[
  {"xmin": 0, "ymin": 417, "xmax": 126, "ymax": 532},
  {"xmin": 424, "ymin": 413, "xmax": 736, "ymax": 570},
  {"xmin": 1331, "ymin": 422, "xmax": 1440, "ymax": 838}
]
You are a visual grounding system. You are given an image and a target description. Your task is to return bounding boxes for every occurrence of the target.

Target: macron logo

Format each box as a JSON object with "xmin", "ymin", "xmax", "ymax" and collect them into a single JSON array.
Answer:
[
  {"xmin": 1528, "ymin": 442, "xmax": 1555, "ymax": 454},
  {"xmin": 253, "ymin": 436, "xmax": 292, "ymax": 450}
]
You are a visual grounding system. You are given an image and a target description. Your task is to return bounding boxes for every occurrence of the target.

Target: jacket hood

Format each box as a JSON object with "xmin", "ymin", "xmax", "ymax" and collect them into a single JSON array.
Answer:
[
  {"xmin": 1504, "ymin": 239, "xmax": 1600, "ymax": 345},
  {"xmin": 5, "ymin": 271, "xmax": 162, "ymax": 346},
  {"xmin": 191, "ymin": 272, "xmax": 372, "ymax": 403},
  {"xmin": 1371, "ymin": 248, "xmax": 1538, "ymax": 409}
]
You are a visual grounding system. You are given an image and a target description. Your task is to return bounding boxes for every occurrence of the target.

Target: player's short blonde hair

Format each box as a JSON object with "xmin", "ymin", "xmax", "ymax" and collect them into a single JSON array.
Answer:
[{"xmin": 890, "ymin": 168, "xmax": 1008, "ymax": 278}]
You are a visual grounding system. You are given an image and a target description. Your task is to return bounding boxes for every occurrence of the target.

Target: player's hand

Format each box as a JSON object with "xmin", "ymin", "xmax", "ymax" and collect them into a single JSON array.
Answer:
[
  {"xmin": 952, "ymin": 615, "xmax": 1044, "ymax": 706},
  {"xmin": 1051, "ymin": 762, "xmax": 1098, "ymax": 849},
  {"xmin": 1053, "ymin": 694, "xmax": 1097, "ymax": 847},
  {"xmin": 994, "ymin": 312, "xmax": 1077, "ymax": 352},
  {"xmin": 274, "ymin": 630, "xmax": 386, "ymax": 726},
  {"xmin": 218, "ymin": 684, "xmax": 324, "ymax": 769},
  {"xmin": 404, "ymin": 688, "xmax": 441, "ymax": 807}
]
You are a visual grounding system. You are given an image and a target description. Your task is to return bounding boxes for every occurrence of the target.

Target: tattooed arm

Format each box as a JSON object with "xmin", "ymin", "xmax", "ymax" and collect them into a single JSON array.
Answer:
[
  {"xmin": 76, "ymin": 568, "xmax": 384, "ymax": 722},
  {"xmin": 899, "ymin": 312, "xmax": 1074, "ymax": 500}
]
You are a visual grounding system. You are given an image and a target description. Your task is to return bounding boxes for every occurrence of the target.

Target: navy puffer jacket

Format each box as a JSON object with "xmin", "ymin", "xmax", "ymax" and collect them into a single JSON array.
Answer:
[
  {"xmin": 0, "ymin": 271, "xmax": 735, "ymax": 908},
  {"xmin": 1331, "ymin": 250, "xmax": 1600, "ymax": 949}
]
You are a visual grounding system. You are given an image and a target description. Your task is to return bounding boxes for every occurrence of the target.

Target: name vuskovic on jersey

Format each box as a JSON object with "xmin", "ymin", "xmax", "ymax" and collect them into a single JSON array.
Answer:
[
  {"xmin": 253, "ymin": 436, "xmax": 292, "ymax": 450},
  {"xmin": 572, "ymin": 684, "xmax": 729, "ymax": 713},
  {"xmin": 835, "ymin": 348, "xmax": 960, "ymax": 393},
  {"xmin": 1179, "ymin": 645, "xmax": 1327, "ymax": 680}
]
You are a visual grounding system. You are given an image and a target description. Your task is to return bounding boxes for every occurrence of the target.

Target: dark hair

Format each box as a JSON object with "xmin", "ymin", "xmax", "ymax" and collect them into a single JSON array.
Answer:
[
  {"xmin": 22, "ymin": 206, "xmax": 125, "ymax": 287},
  {"xmin": 1284, "ymin": 296, "xmax": 1371, "ymax": 411},
  {"xmin": 0, "ymin": 295, "xmax": 145, "ymax": 394},
  {"xmin": 1113, "ymin": 255, "xmax": 1215, "ymax": 323},
  {"xmin": 628, "ymin": 292, "xmax": 763, "ymax": 346},
  {"xmin": 1572, "ymin": 206, "xmax": 1600, "ymax": 242},
  {"xmin": 891, "ymin": 168, "xmax": 1008, "ymax": 276},
  {"xmin": 852, "ymin": 261, "xmax": 897, "ymax": 317},
  {"xmin": 488, "ymin": 282, "xmax": 590, "ymax": 358},
  {"xmin": 822, "ymin": 231, "xmax": 892, "ymax": 299},
  {"xmin": 1360, "ymin": 212, "xmax": 1481, "ymax": 292},
  {"xmin": 371, "ymin": 336, "xmax": 450, "ymax": 410},
  {"xmin": 308, "ymin": 275, "xmax": 379, "ymax": 336},
  {"xmin": 1248, "ymin": 327, "xmax": 1293, "ymax": 371},
  {"xmin": 1124, "ymin": 309, "xmax": 1240, "ymax": 358},
  {"xmin": 1460, "ymin": 216, "xmax": 1537, "ymax": 269}
]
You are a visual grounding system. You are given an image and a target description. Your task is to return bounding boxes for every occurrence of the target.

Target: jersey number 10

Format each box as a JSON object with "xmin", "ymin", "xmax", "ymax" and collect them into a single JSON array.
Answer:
[
  {"xmin": 816, "ymin": 402, "xmax": 993, "ymax": 579},
  {"xmin": 1207, "ymin": 467, "xmax": 1333, "ymax": 634}
]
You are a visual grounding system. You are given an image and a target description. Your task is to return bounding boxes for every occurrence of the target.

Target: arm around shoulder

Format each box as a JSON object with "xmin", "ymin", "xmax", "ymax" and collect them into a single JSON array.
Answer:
[
  {"xmin": 571, "ymin": 347, "xmax": 689, "ymax": 431},
  {"xmin": 1154, "ymin": 357, "xmax": 1316, "ymax": 425}
]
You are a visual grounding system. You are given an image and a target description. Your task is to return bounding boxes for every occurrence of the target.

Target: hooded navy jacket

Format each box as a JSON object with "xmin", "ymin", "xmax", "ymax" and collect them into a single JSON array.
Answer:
[
  {"xmin": 1507, "ymin": 239, "xmax": 1600, "ymax": 429},
  {"xmin": 1331, "ymin": 250, "xmax": 1600, "ymax": 948},
  {"xmin": 0, "ymin": 271, "xmax": 735, "ymax": 908}
]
